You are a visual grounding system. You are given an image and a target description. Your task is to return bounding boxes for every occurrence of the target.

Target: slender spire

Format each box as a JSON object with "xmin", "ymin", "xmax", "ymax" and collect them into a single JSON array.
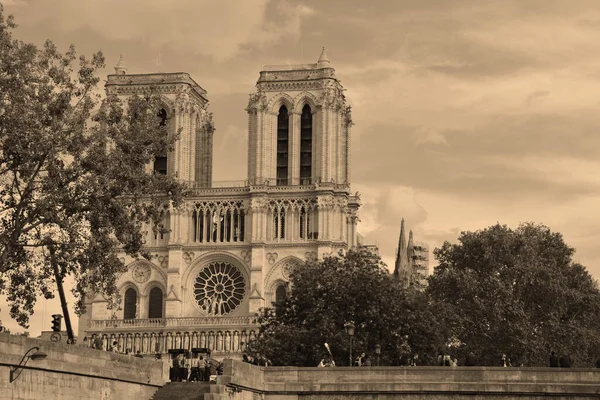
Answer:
[
  {"xmin": 114, "ymin": 54, "xmax": 127, "ymax": 75},
  {"xmin": 317, "ymin": 47, "xmax": 331, "ymax": 67},
  {"xmin": 394, "ymin": 219, "xmax": 407, "ymax": 277}
]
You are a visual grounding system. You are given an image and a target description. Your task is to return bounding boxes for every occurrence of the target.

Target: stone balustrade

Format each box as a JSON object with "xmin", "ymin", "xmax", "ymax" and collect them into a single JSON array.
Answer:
[
  {"xmin": 85, "ymin": 319, "xmax": 259, "ymax": 356},
  {"xmin": 90, "ymin": 316, "xmax": 255, "ymax": 330}
]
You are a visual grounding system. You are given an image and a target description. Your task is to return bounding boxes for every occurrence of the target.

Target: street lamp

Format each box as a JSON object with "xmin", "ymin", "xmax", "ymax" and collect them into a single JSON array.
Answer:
[
  {"xmin": 375, "ymin": 344, "xmax": 381, "ymax": 367},
  {"xmin": 10, "ymin": 346, "xmax": 47, "ymax": 383},
  {"xmin": 344, "ymin": 321, "xmax": 355, "ymax": 367}
]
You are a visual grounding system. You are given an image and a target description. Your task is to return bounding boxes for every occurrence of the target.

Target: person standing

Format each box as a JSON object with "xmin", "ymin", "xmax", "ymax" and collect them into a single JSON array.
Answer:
[
  {"xmin": 94, "ymin": 335, "xmax": 104, "ymax": 351},
  {"xmin": 204, "ymin": 356, "xmax": 212, "ymax": 382},
  {"xmin": 196, "ymin": 356, "xmax": 205, "ymax": 381},
  {"xmin": 559, "ymin": 354, "xmax": 572, "ymax": 368},
  {"xmin": 549, "ymin": 351, "xmax": 559, "ymax": 367},
  {"xmin": 465, "ymin": 352, "xmax": 478, "ymax": 366}
]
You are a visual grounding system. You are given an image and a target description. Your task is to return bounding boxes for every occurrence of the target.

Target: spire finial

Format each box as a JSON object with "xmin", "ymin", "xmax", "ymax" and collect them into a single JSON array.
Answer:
[
  {"xmin": 317, "ymin": 47, "xmax": 330, "ymax": 67},
  {"xmin": 114, "ymin": 54, "xmax": 127, "ymax": 75}
]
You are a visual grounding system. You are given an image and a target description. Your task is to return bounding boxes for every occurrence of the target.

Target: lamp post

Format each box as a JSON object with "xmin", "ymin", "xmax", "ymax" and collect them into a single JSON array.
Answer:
[
  {"xmin": 344, "ymin": 321, "xmax": 355, "ymax": 367},
  {"xmin": 10, "ymin": 346, "xmax": 47, "ymax": 383},
  {"xmin": 375, "ymin": 344, "xmax": 381, "ymax": 367}
]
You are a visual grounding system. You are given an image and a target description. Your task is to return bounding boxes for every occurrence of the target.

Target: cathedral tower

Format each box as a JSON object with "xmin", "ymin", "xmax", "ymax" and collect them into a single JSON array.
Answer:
[
  {"xmin": 105, "ymin": 63, "xmax": 214, "ymax": 187},
  {"xmin": 246, "ymin": 48, "xmax": 353, "ymax": 186}
]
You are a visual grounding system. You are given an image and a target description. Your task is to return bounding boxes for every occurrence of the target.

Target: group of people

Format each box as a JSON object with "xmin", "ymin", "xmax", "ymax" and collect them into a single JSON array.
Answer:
[
  {"xmin": 171, "ymin": 353, "xmax": 219, "ymax": 382},
  {"xmin": 317, "ymin": 353, "xmax": 372, "ymax": 367},
  {"xmin": 242, "ymin": 352, "xmax": 272, "ymax": 366},
  {"xmin": 549, "ymin": 352, "xmax": 572, "ymax": 368}
]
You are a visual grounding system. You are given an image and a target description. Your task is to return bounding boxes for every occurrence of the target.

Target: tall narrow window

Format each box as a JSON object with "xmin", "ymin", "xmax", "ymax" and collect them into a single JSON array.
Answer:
[
  {"xmin": 273, "ymin": 210, "xmax": 285, "ymax": 239},
  {"xmin": 153, "ymin": 108, "xmax": 168, "ymax": 175},
  {"xmin": 148, "ymin": 287, "xmax": 163, "ymax": 318},
  {"xmin": 300, "ymin": 104, "xmax": 312, "ymax": 184},
  {"xmin": 124, "ymin": 288, "xmax": 137, "ymax": 320},
  {"xmin": 277, "ymin": 105, "xmax": 289, "ymax": 186},
  {"xmin": 275, "ymin": 285, "xmax": 287, "ymax": 315}
]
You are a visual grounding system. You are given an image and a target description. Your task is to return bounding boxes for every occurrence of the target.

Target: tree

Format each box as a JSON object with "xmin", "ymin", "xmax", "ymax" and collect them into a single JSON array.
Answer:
[
  {"xmin": 0, "ymin": 6, "xmax": 185, "ymax": 329},
  {"xmin": 248, "ymin": 247, "xmax": 450, "ymax": 366},
  {"xmin": 428, "ymin": 222, "xmax": 600, "ymax": 367}
]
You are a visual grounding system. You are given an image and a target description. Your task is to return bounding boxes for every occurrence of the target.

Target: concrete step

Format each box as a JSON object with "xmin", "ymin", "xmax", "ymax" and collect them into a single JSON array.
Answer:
[{"xmin": 150, "ymin": 382, "xmax": 212, "ymax": 400}]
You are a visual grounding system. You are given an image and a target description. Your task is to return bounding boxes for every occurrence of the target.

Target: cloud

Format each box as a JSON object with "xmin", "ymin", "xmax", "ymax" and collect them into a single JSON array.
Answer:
[
  {"xmin": 411, "ymin": 126, "xmax": 448, "ymax": 146},
  {"xmin": 525, "ymin": 90, "xmax": 550, "ymax": 107},
  {"xmin": 7, "ymin": 0, "xmax": 315, "ymax": 62}
]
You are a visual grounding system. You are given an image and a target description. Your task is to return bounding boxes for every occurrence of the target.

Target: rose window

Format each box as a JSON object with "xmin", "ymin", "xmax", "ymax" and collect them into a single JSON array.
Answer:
[{"xmin": 194, "ymin": 261, "xmax": 246, "ymax": 316}]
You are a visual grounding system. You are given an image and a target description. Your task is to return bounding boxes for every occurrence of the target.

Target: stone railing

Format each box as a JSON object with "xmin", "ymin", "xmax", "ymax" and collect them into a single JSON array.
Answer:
[
  {"xmin": 219, "ymin": 360, "xmax": 600, "ymax": 398},
  {"xmin": 86, "ymin": 328, "xmax": 259, "ymax": 356},
  {"xmin": 90, "ymin": 316, "xmax": 255, "ymax": 330},
  {"xmin": 85, "ymin": 317, "xmax": 259, "ymax": 356}
]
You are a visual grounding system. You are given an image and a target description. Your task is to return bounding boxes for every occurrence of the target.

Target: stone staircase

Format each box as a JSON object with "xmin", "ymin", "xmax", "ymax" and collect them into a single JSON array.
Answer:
[{"xmin": 150, "ymin": 382, "xmax": 230, "ymax": 400}]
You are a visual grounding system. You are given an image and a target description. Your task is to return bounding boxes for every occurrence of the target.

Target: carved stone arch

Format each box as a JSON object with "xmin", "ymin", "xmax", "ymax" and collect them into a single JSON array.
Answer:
[
  {"xmin": 157, "ymin": 95, "xmax": 175, "ymax": 118},
  {"xmin": 293, "ymin": 91, "xmax": 320, "ymax": 114},
  {"xmin": 265, "ymin": 256, "xmax": 303, "ymax": 291},
  {"xmin": 183, "ymin": 251, "xmax": 250, "ymax": 284},
  {"xmin": 118, "ymin": 281, "xmax": 139, "ymax": 319},
  {"xmin": 267, "ymin": 93, "xmax": 295, "ymax": 114},
  {"xmin": 143, "ymin": 281, "xmax": 167, "ymax": 319},
  {"xmin": 140, "ymin": 280, "xmax": 167, "ymax": 298},
  {"xmin": 118, "ymin": 280, "xmax": 140, "ymax": 294},
  {"xmin": 183, "ymin": 251, "xmax": 250, "ymax": 316}
]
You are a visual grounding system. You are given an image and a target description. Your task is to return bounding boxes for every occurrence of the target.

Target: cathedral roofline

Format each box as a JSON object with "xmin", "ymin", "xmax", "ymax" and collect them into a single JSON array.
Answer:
[
  {"xmin": 261, "ymin": 63, "xmax": 332, "ymax": 72},
  {"xmin": 106, "ymin": 72, "xmax": 208, "ymax": 101}
]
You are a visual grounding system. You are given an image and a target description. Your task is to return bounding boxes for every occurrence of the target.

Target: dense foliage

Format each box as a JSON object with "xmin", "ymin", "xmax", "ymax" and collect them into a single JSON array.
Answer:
[
  {"xmin": 250, "ymin": 224, "xmax": 600, "ymax": 367},
  {"xmin": 428, "ymin": 223, "xmax": 600, "ymax": 367},
  {"xmin": 0, "ymin": 6, "xmax": 185, "ymax": 327},
  {"xmin": 248, "ymin": 247, "xmax": 450, "ymax": 366}
]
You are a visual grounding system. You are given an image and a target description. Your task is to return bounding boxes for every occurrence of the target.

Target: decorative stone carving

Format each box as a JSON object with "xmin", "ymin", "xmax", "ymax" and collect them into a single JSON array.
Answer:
[
  {"xmin": 132, "ymin": 263, "xmax": 152, "ymax": 284},
  {"xmin": 266, "ymin": 252, "xmax": 278, "ymax": 265},
  {"xmin": 281, "ymin": 261, "xmax": 296, "ymax": 280},
  {"xmin": 183, "ymin": 252, "xmax": 195, "ymax": 265},
  {"xmin": 318, "ymin": 196, "xmax": 335, "ymax": 210},
  {"xmin": 194, "ymin": 261, "xmax": 246, "ymax": 316},
  {"xmin": 154, "ymin": 255, "xmax": 169, "ymax": 268},
  {"xmin": 344, "ymin": 105, "xmax": 353, "ymax": 127},
  {"xmin": 305, "ymin": 252, "xmax": 317, "ymax": 262},
  {"xmin": 247, "ymin": 91, "xmax": 268, "ymax": 112},
  {"xmin": 240, "ymin": 250, "xmax": 251, "ymax": 263},
  {"xmin": 250, "ymin": 197, "xmax": 268, "ymax": 211},
  {"xmin": 202, "ymin": 111, "xmax": 215, "ymax": 133}
]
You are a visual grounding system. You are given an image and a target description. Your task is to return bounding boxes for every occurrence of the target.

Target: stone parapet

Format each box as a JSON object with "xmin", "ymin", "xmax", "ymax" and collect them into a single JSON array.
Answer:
[
  {"xmin": 0, "ymin": 333, "xmax": 165, "ymax": 399},
  {"xmin": 218, "ymin": 359, "xmax": 600, "ymax": 399}
]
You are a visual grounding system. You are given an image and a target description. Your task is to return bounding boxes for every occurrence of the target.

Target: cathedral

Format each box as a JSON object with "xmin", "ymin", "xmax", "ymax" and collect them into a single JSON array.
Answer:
[{"xmin": 77, "ymin": 49, "xmax": 362, "ymax": 356}]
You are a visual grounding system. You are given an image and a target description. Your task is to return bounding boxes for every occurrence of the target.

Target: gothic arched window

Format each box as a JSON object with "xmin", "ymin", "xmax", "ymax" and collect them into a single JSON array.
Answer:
[
  {"xmin": 277, "ymin": 105, "xmax": 289, "ymax": 186},
  {"xmin": 148, "ymin": 287, "xmax": 163, "ymax": 318},
  {"xmin": 123, "ymin": 288, "xmax": 137, "ymax": 320},
  {"xmin": 275, "ymin": 284, "xmax": 287, "ymax": 315},
  {"xmin": 300, "ymin": 104, "xmax": 312, "ymax": 184},
  {"xmin": 153, "ymin": 108, "xmax": 168, "ymax": 175}
]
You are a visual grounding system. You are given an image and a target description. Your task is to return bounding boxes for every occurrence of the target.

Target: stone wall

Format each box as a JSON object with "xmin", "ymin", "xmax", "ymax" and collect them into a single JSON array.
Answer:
[
  {"xmin": 0, "ymin": 333, "xmax": 165, "ymax": 400},
  {"xmin": 216, "ymin": 359, "xmax": 600, "ymax": 399}
]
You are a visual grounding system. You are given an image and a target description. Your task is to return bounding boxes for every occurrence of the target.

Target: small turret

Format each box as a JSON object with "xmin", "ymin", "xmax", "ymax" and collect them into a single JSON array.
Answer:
[
  {"xmin": 317, "ymin": 47, "xmax": 331, "ymax": 68},
  {"xmin": 114, "ymin": 54, "xmax": 127, "ymax": 75}
]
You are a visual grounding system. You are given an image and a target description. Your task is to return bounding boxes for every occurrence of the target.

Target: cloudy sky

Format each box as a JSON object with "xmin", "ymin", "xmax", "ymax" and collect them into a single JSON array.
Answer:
[{"xmin": 2, "ymin": 0, "xmax": 600, "ymax": 336}]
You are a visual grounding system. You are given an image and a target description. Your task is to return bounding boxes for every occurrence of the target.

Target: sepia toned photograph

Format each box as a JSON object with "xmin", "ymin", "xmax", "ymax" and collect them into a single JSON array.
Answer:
[{"xmin": 0, "ymin": 0, "xmax": 599, "ymax": 398}]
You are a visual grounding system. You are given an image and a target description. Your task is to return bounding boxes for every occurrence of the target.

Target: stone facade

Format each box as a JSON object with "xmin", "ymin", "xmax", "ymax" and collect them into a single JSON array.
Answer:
[{"xmin": 77, "ymin": 49, "xmax": 361, "ymax": 357}]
